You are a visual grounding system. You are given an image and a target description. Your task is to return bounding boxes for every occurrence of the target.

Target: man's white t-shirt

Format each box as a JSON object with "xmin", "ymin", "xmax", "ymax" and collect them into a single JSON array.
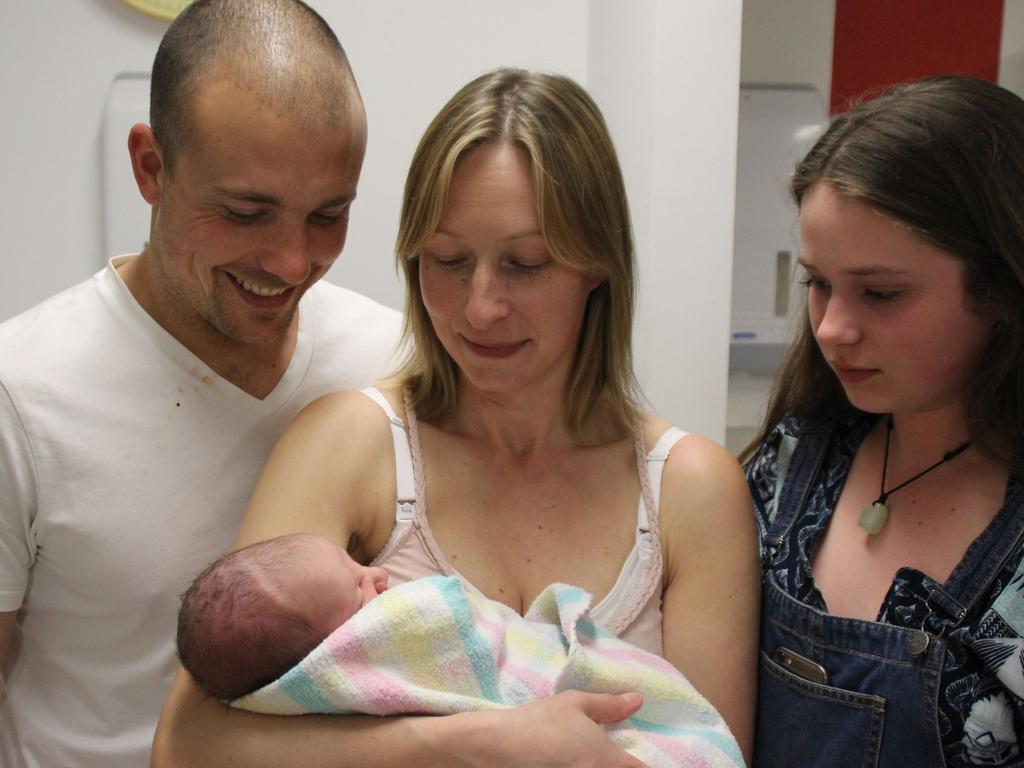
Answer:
[{"xmin": 0, "ymin": 257, "xmax": 402, "ymax": 767}]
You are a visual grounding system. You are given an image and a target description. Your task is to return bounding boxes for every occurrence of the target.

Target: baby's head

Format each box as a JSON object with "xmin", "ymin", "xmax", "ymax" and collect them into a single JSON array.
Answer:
[{"xmin": 177, "ymin": 532, "xmax": 388, "ymax": 700}]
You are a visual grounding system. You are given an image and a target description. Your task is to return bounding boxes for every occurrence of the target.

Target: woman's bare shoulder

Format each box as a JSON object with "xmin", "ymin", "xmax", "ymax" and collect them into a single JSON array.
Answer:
[
  {"xmin": 638, "ymin": 412, "xmax": 735, "ymax": 467},
  {"xmin": 638, "ymin": 412, "xmax": 749, "ymax": 528},
  {"xmin": 235, "ymin": 387, "xmax": 403, "ymax": 553},
  {"xmin": 286, "ymin": 385, "xmax": 405, "ymax": 442}
]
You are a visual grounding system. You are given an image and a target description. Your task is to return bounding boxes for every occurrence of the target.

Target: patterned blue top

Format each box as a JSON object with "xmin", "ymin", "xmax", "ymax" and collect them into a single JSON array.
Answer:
[{"xmin": 748, "ymin": 413, "xmax": 1024, "ymax": 767}]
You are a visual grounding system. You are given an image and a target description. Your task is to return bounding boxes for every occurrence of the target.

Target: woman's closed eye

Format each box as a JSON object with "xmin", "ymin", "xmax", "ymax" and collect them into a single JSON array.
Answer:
[
  {"xmin": 428, "ymin": 252, "xmax": 469, "ymax": 269},
  {"xmin": 506, "ymin": 258, "xmax": 547, "ymax": 274}
]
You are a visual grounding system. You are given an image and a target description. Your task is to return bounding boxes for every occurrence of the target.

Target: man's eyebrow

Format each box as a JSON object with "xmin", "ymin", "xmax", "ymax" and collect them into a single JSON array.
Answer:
[
  {"xmin": 211, "ymin": 187, "xmax": 280, "ymax": 205},
  {"xmin": 211, "ymin": 188, "xmax": 356, "ymax": 209}
]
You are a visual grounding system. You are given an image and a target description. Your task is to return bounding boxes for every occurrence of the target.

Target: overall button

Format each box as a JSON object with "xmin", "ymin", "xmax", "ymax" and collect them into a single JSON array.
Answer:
[{"xmin": 906, "ymin": 630, "xmax": 930, "ymax": 657}]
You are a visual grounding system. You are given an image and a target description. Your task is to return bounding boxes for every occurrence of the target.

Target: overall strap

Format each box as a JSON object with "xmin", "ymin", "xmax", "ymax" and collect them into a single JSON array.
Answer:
[
  {"xmin": 359, "ymin": 387, "xmax": 416, "ymax": 521},
  {"xmin": 926, "ymin": 478, "xmax": 1024, "ymax": 631},
  {"xmin": 762, "ymin": 424, "xmax": 833, "ymax": 564}
]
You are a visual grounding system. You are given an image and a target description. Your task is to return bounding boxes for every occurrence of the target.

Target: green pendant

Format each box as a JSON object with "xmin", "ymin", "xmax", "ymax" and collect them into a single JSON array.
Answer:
[{"xmin": 859, "ymin": 501, "xmax": 889, "ymax": 535}]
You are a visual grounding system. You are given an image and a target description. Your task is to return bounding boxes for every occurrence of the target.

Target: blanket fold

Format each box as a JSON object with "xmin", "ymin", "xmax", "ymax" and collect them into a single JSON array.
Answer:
[{"xmin": 235, "ymin": 575, "xmax": 743, "ymax": 768}]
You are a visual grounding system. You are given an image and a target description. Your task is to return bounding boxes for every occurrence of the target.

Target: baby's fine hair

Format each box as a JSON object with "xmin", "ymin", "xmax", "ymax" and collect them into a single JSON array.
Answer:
[{"xmin": 176, "ymin": 534, "xmax": 328, "ymax": 700}]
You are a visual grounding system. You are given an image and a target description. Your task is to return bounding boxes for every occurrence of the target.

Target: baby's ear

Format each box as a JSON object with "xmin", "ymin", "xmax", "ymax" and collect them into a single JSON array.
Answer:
[{"xmin": 371, "ymin": 568, "xmax": 389, "ymax": 594}]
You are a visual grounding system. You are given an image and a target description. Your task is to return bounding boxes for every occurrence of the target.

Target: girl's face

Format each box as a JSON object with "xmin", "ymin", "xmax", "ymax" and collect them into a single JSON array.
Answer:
[{"xmin": 799, "ymin": 182, "xmax": 994, "ymax": 419}]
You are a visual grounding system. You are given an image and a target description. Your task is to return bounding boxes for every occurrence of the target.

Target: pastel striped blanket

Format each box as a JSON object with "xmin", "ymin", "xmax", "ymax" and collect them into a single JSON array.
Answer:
[{"xmin": 235, "ymin": 574, "xmax": 743, "ymax": 768}]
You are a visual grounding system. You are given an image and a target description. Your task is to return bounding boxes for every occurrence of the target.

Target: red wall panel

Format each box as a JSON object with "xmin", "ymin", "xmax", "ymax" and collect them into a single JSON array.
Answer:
[{"xmin": 831, "ymin": 0, "xmax": 1004, "ymax": 113}]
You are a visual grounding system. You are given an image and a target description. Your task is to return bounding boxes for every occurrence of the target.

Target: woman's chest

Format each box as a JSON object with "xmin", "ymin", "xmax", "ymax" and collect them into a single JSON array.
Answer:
[{"xmin": 420, "ymin": 443, "xmax": 643, "ymax": 612}]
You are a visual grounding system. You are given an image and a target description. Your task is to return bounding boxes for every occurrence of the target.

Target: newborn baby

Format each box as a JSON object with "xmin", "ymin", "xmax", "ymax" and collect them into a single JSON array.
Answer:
[
  {"xmin": 174, "ymin": 536, "xmax": 737, "ymax": 768},
  {"xmin": 176, "ymin": 533, "xmax": 743, "ymax": 767},
  {"xmin": 177, "ymin": 532, "xmax": 388, "ymax": 700}
]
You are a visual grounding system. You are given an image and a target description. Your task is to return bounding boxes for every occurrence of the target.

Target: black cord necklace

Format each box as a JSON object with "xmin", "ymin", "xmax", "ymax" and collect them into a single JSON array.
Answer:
[{"xmin": 858, "ymin": 415, "xmax": 972, "ymax": 536}]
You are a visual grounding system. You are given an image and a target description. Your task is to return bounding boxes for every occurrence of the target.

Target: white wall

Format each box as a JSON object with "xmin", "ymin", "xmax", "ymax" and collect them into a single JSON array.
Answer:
[
  {"xmin": 2, "ymin": 0, "xmax": 743, "ymax": 441},
  {"xmin": 590, "ymin": 0, "xmax": 743, "ymax": 438},
  {"xmin": 0, "ymin": 1, "xmax": 165, "ymax": 320}
]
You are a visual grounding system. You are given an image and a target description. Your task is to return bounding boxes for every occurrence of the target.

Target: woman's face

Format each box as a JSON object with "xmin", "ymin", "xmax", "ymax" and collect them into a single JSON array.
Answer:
[
  {"xmin": 418, "ymin": 141, "xmax": 598, "ymax": 400},
  {"xmin": 799, "ymin": 182, "xmax": 994, "ymax": 418}
]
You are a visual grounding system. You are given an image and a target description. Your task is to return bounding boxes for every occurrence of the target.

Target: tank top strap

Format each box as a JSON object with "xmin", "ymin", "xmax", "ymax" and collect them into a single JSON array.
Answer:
[
  {"xmin": 637, "ymin": 425, "xmax": 688, "ymax": 531},
  {"xmin": 598, "ymin": 425, "xmax": 687, "ymax": 636},
  {"xmin": 402, "ymin": 389, "xmax": 428, "ymax": 514},
  {"xmin": 359, "ymin": 387, "xmax": 416, "ymax": 522}
]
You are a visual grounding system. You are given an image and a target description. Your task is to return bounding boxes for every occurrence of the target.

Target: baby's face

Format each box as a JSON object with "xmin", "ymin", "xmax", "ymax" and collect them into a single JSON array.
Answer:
[{"xmin": 306, "ymin": 537, "xmax": 388, "ymax": 630}]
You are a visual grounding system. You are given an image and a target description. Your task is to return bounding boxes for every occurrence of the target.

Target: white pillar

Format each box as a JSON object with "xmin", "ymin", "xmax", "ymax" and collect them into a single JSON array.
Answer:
[{"xmin": 588, "ymin": 0, "xmax": 743, "ymax": 442}]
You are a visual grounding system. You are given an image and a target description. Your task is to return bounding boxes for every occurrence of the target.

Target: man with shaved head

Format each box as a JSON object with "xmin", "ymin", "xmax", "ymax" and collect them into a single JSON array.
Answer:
[{"xmin": 0, "ymin": 2, "xmax": 400, "ymax": 766}]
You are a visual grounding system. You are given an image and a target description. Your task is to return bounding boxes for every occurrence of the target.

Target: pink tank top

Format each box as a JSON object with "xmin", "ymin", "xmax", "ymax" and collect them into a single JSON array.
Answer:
[{"xmin": 363, "ymin": 387, "xmax": 687, "ymax": 656}]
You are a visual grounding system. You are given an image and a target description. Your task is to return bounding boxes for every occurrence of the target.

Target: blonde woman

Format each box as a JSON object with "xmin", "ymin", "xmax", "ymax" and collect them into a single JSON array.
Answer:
[{"xmin": 155, "ymin": 69, "xmax": 758, "ymax": 767}]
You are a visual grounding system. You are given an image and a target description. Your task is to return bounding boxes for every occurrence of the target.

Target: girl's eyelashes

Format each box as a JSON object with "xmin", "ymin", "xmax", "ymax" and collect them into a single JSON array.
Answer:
[
  {"xmin": 800, "ymin": 276, "xmax": 904, "ymax": 303},
  {"xmin": 799, "ymin": 276, "xmax": 829, "ymax": 291},
  {"xmin": 864, "ymin": 288, "xmax": 903, "ymax": 302}
]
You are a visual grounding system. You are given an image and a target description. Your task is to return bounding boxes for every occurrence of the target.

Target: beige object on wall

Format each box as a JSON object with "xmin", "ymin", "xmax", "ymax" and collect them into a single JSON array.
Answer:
[{"xmin": 121, "ymin": 0, "xmax": 192, "ymax": 22}]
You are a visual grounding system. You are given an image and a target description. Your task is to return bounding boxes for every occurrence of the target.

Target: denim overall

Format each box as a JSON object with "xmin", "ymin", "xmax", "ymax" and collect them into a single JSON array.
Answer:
[{"xmin": 754, "ymin": 424, "xmax": 1024, "ymax": 768}]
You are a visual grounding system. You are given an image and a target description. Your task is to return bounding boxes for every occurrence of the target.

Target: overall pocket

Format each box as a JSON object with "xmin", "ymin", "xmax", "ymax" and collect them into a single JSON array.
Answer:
[{"xmin": 754, "ymin": 649, "xmax": 885, "ymax": 768}]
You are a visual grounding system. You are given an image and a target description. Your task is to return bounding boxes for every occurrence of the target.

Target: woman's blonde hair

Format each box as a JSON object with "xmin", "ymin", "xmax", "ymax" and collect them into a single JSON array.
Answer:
[{"xmin": 394, "ymin": 68, "xmax": 640, "ymax": 436}]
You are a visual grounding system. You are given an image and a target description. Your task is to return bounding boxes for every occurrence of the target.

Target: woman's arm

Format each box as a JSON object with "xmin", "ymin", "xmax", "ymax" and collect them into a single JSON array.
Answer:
[
  {"xmin": 656, "ymin": 432, "xmax": 760, "ymax": 765},
  {"xmin": 232, "ymin": 390, "xmax": 397, "ymax": 556},
  {"xmin": 151, "ymin": 390, "xmax": 649, "ymax": 768},
  {"xmin": 152, "ymin": 671, "xmax": 649, "ymax": 768},
  {"xmin": 152, "ymin": 673, "xmax": 433, "ymax": 767}
]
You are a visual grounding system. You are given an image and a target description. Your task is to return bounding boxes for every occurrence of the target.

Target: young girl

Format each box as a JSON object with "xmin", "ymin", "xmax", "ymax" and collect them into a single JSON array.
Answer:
[{"xmin": 745, "ymin": 75, "xmax": 1024, "ymax": 768}]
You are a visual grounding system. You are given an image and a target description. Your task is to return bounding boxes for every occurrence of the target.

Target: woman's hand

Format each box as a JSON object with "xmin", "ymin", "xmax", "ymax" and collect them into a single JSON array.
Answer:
[{"xmin": 423, "ymin": 691, "xmax": 650, "ymax": 768}]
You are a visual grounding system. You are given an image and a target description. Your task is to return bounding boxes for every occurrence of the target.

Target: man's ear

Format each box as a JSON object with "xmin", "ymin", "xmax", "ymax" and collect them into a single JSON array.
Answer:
[{"xmin": 128, "ymin": 123, "xmax": 165, "ymax": 206}]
